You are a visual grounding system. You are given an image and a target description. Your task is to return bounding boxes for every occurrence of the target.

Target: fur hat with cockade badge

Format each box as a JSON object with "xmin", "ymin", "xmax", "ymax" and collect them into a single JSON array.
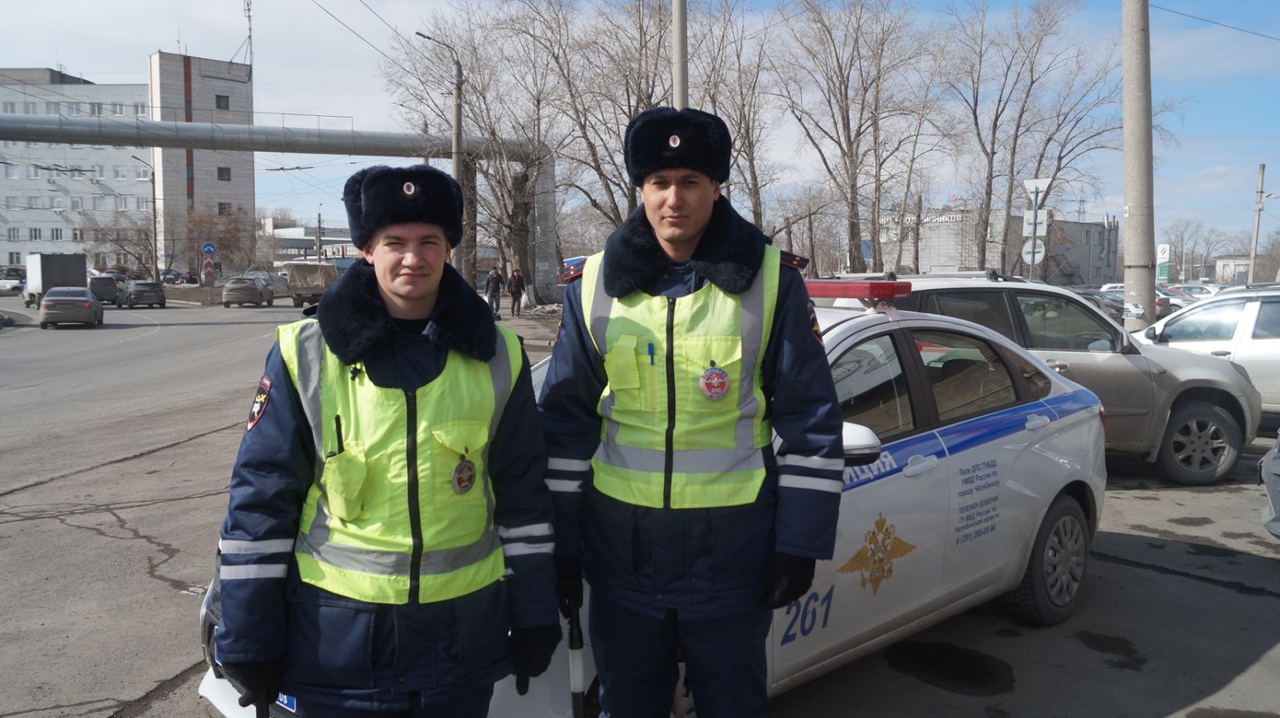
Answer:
[
  {"xmin": 343, "ymin": 164, "xmax": 463, "ymax": 250},
  {"xmin": 623, "ymin": 106, "xmax": 732, "ymax": 187}
]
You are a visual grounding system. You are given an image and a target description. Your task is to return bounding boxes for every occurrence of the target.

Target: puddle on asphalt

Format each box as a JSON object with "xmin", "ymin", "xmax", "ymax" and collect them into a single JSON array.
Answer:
[{"xmin": 884, "ymin": 641, "xmax": 1015, "ymax": 696}]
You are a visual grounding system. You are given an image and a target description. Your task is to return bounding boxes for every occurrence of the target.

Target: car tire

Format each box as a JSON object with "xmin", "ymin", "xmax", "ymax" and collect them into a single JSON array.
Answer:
[
  {"xmin": 159, "ymin": 302, "xmax": 165, "ymax": 309},
  {"xmin": 255, "ymin": 300, "xmax": 262, "ymax": 308},
  {"xmin": 223, "ymin": 301, "xmax": 231, "ymax": 308},
  {"xmin": 39, "ymin": 322, "xmax": 47, "ymax": 329},
  {"xmin": 266, "ymin": 299, "xmax": 273, "ymax": 307},
  {"xmin": 1156, "ymin": 401, "xmax": 1242, "ymax": 486},
  {"xmin": 97, "ymin": 314, "xmax": 104, "ymax": 325},
  {"xmin": 1005, "ymin": 494, "xmax": 1089, "ymax": 626},
  {"xmin": 293, "ymin": 297, "xmax": 303, "ymax": 308}
]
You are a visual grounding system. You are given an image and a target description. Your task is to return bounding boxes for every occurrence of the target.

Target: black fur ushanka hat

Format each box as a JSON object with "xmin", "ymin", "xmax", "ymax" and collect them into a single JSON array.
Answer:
[
  {"xmin": 623, "ymin": 107, "xmax": 732, "ymax": 187},
  {"xmin": 343, "ymin": 164, "xmax": 463, "ymax": 249}
]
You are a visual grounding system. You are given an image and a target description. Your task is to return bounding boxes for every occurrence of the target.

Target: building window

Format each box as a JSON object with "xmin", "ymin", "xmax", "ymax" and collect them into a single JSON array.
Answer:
[
  {"xmin": 115, "ymin": 196, "xmax": 129, "ymax": 210},
  {"xmin": 115, "ymin": 167, "xmax": 129, "ymax": 180},
  {"xmin": 186, "ymin": 164, "xmax": 194, "ymax": 181},
  {"xmin": 70, "ymin": 166, "xmax": 84, "ymax": 179},
  {"xmin": 217, "ymin": 166, "xmax": 231, "ymax": 181},
  {"xmin": 26, "ymin": 165, "xmax": 40, "ymax": 179},
  {"xmin": 46, "ymin": 102, "xmax": 59, "ymax": 115},
  {"xmin": 7, "ymin": 251, "xmax": 19, "ymax": 263},
  {"xmin": 29, "ymin": 228, "xmax": 41, "ymax": 240},
  {"xmin": 137, "ymin": 196, "xmax": 150, "ymax": 211},
  {"xmin": 26, "ymin": 141, "xmax": 39, "ymax": 148},
  {"xmin": 2, "ymin": 140, "xmax": 14, "ymax": 147},
  {"xmin": 215, "ymin": 94, "xmax": 230, "ymax": 110},
  {"xmin": 217, "ymin": 202, "xmax": 232, "ymax": 215},
  {"xmin": 94, "ymin": 165, "xmax": 105, "ymax": 179},
  {"xmin": 24, "ymin": 102, "xmax": 37, "ymax": 114},
  {"xmin": 70, "ymin": 196, "xmax": 83, "ymax": 210},
  {"xmin": 133, "ymin": 102, "xmax": 146, "ymax": 116},
  {"xmin": 111, "ymin": 102, "xmax": 125, "ymax": 115},
  {"xmin": 3, "ymin": 165, "xmax": 17, "ymax": 179},
  {"xmin": 73, "ymin": 228, "xmax": 83, "ymax": 242},
  {"xmin": 89, "ymin": 102, "xmax": 103, "ymax": 116},
  {"xmin": 1, "ymin": 102, "xmax": 15, "ymax": 113},
  {"xmin": 66, "ymin": 102, "xmax": 81, "ymax": 116},
  {"xmin": 7, "ymin": 228, "xmax": 18, "ymax": 241},
  {"xmin": 4, "ymin": 196, "xmax": 18, "ymax": 209},
  {"xmin": 92, "ymin": 196, "xmax": 106, "ymax": 210},
  {"xmin": 136, "ymin": 166, "xmax": 151, "ymax": 180},
  {"xmin": 50, "ymin": 228, "xmax": 62, "ymax": 241},
  {"xmin": 27, "ymin": 196, "xmax": 41, "ymax": 209},
  {"xmin": 51, "ymin": 197, "xmax": 64, "ymax": 209}
]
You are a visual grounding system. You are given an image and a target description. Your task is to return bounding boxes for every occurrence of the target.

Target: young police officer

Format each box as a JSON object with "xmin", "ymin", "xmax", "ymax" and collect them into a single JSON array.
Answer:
[
  {"xmin": 216, "ymin": 164, "xmax": 560, "ymax": 717},
  {"xmin": 538, "ymin": 108, "xmax": 845, "ymax": 717}
]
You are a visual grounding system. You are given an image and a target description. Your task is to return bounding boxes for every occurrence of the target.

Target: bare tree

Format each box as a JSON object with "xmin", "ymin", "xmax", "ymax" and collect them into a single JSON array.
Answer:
[{"xmin": 81, "ymin": 211, "xmax": 154, "ymax": 275}]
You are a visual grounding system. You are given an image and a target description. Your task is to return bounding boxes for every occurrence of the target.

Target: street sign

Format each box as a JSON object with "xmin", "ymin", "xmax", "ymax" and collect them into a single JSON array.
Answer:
[
  {"xmin": 202, "ymin": 242, "xmax": 216, "ymax": 256},
  {"xmin": 1022, "ymin": 210, "xmax": 1046, "ymax": 238},
  {"xmin": 1022, "ymin": 178, "xmax": 1052, "ymax": 199},
  {"xmin": 1157, "ymin": 264, "xmax": 1170, "ymax": 282},
  {"xmin": 203, "ymin": 258, "xmax": 216, "ymax": 276},
  {"xmin": 1021, "ymin": 238, "xmax": 1045, "ymax": 266}
]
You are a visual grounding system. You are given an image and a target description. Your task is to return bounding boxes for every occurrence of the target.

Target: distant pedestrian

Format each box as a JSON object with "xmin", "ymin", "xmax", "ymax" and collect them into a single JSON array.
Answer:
[
  {"xmin": 507, "ymin": 269, "xmax": 526, "ymax": 317},
  {"xmin": 484, "ymin": 267, "xmax": 504, "ymax": 320}
]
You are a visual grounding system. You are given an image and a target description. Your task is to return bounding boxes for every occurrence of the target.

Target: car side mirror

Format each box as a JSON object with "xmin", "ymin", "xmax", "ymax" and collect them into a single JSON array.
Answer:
[
  {"xmin": 842, "ymin": 423, "xmax": 882, "ymax": 467},
  {"xmin": 1143, "ymin": 326, "xmax": 1159, "ymax": 342}
]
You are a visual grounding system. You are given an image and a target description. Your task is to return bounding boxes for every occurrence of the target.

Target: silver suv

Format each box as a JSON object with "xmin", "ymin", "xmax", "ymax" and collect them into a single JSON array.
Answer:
[{"xmin": 860, "ymin": 274, "xmax": 1261, "ymax": 485}]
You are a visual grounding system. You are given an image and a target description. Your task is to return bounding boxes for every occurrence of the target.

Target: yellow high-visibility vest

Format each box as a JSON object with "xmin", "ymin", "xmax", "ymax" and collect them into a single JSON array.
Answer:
[
  {"xmin": 278, "ymin": 319, "xmax": 518, "ymax": 604},
  {"xmin": 579, "ymin": 246, "xmax": 780, "ymax": 508}
]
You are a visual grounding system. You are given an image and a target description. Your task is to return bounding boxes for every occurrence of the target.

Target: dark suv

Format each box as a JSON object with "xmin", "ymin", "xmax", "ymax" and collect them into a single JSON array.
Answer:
[{"xmin": 121, "ymin": 280, "xmax": 166, "ymax": 309}]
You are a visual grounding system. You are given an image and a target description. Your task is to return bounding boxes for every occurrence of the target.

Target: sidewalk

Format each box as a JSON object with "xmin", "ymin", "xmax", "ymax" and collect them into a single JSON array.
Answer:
[{"xmin": 494, "ymin": 307, "xmax": 561, "ymax": 363}]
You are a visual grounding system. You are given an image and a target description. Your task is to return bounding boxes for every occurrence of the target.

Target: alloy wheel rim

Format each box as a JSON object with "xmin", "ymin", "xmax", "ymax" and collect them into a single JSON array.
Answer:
[
  {"xmin": 1171, "ymin": 419, "xmax": 1228, "ymax": 473},
  {"xmin": 1043, "ymin": 515, "xmax": 1086, "ymax": 607}
]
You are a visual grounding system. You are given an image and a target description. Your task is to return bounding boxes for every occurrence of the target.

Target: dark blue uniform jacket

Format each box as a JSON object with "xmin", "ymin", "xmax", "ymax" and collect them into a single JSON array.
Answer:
[
  {"xmin": 539, "ymin": 198, "xmax": 845, "ymax": 620},
  {"xmin": 216, "ymin": 261, "xmax": 556, "ymax": 710}
]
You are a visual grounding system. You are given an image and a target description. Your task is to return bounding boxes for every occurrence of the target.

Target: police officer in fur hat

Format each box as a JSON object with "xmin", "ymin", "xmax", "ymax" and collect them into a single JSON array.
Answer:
[
  {"xmin": 216, "ymin": 164, "xmax": 561, "ymax": 717},
  {"xmin": 539, "ymin": 108, "xmax": 844, "ymax": 717}
]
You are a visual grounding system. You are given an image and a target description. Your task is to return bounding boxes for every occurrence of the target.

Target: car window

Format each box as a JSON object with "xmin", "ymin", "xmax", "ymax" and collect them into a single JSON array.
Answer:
[
  {"xmin": 1014, "ymin": 292, "xmax": 1116, "ymax": 352},
  {"xmin": 1253, "ymin": 300, "xmax": 1280, "ymax": 339},
  {"xmin": 830, "ymin": 334, "xmax": 916, "ymax": 441},
  {"xmin": 45, "ymin": 287, "xmax": 83, "ymax": 298},
  {"xmin": 1006, "ymin": 352, "xmax": 1053, "ymax": 400},
  {"xmin": 913, "ymin": 329, "xmax": 1018, "ymax": 423},
  {"xmin": 920, "ymin": 291, "xmax": 1017, "ymax": 340},
  {"xmin": 1161, "ymin": 300, "xmax": 1245, "ymax": 342}
]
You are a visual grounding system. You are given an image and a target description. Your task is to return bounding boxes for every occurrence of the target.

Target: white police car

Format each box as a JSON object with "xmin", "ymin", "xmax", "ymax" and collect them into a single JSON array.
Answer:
[{"xmin": 198, "ymin": 281, "xmax": 1106, "ymax": 717}]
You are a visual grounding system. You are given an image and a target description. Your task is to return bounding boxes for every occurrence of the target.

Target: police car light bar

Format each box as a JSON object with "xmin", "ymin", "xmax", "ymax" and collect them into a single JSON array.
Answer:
[{"xmin": 805, "ymin": 280, "xmax": 912, "ymax": 300}]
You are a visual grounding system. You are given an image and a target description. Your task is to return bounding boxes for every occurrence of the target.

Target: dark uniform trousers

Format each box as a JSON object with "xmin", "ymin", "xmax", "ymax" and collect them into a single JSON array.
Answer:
[
  {"xmin": 590, "ymin": 591, "xmax": 772, "ymax": 718},
  {"xmin": 293, "ymin": 685, "xmax": 494, "ymax": 717}
]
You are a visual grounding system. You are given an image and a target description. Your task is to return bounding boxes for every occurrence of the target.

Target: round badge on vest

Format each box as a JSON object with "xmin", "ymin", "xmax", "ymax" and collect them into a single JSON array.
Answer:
[
  {"xmin": 699, "ymin": 361, "xmax": 730, "ymax": 400},
  {"xmin": 452, "ymin": 456, "xmax": 476, "ymax": 494}
]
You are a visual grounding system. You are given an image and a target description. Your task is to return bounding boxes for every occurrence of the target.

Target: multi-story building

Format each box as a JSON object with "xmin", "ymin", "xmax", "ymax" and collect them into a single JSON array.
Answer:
[{"xmin": 0, "ymin": 53, "xmax": 253, "ymax": 275}]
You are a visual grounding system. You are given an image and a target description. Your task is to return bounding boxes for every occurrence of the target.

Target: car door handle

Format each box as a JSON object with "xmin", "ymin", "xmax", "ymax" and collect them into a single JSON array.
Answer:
[
  {"xmin": 1043, "ymin": 359, "xmax": 1067, "ymax": 373},
  {"xmin": 902, "ymin": 455, "xmax": 939, "ymax": 477},
  {"xmin": 1025, "ymin": 414, "xmax": 1051, "ymax": 431},
  {"xmin": 1210, "ymin": 350, "xmax": 1231, "ymax": 357}
]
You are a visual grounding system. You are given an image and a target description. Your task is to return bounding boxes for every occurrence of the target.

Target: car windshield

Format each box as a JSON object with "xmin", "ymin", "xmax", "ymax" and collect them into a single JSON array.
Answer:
[
  {"xmin": 133, "ymin": 282, "xmax": 161, "ymax": 289},
  {"xmin": 46, "ymin": 287, "xmax": 87, "ymax": 298},
  {"xmin": 227, "ymin": 279, "xmax": 251, "ymax": 286}
]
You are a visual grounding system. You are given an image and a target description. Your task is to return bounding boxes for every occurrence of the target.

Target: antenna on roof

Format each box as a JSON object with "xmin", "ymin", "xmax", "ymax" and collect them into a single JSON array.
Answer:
[{"xmin": 245, "ymin": 0, "xmax": 254, "ymax": 79}]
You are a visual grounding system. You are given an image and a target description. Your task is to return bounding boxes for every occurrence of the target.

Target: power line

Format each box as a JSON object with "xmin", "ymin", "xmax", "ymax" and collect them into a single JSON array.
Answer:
[
  {"xmin": 307, "ymin": 0, "xmax": 416, "ymax": 77},
  {"xmin": 1149, "ymin": 3, "xmax": 1280, "ymax": 43}
]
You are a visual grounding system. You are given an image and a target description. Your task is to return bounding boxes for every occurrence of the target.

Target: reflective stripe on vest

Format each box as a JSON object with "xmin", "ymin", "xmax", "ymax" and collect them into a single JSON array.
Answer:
[
  {"xmin": 580, "ymin": 245, "xmax": 780, "ymax": 509},
  {"xmin": 277, "ymin": 319, "xmax": 518, "ymax": 604}
]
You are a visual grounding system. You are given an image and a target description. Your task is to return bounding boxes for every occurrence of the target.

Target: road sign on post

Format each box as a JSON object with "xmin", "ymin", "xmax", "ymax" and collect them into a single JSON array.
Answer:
[
  {"xmin": 202, "ymin": 242, "xmax": 216, "ymax": 256},
  {"xmin": 1021, "ymin": 178, "xmax": 1052, "ymax": 278},
  {"xmin": 1021, "ymin": 238, "xmax": 1046, "ymax": 266}
]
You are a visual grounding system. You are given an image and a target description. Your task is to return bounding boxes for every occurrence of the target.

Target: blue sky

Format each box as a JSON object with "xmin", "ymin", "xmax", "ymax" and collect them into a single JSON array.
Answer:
[{"xmin": 4, "ymin": 0, "xmax": 1278, "ymax": 243}]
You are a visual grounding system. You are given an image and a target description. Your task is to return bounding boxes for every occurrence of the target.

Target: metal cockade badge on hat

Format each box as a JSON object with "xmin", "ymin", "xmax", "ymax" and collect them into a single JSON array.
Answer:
[
  {"xmin": 668, "ymin": 134, "xmax": 681, "ymax": 148},
  {"xmin": 403, "ymin": 181, "xmax": 417, "ymax": 196},
  {"xmin": 451, "ymin": 452, "xmax": 476, "ymax": 494},
  {"xmin": 699, "ymin": 361, "xmax": 730, "ymax": 400}
]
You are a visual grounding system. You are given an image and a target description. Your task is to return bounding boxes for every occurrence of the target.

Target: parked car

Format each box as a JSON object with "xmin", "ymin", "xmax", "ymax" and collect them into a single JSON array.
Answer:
[
  {"xmin": 865, "ymin": 273, "xmax": 1261, "ymax": 485},
  {"xmin": 1133, "ymin": 285, "xmax": 1280, "ymax": 425},
  {"xmin": 0, "ymin": 267, "xmax": 23, "ymax": 291},
  {"xmin": 1067, "ymin": 287, "xmax": 1125, "ymax": 322},
  {"xmin": 87, "ymin": 275, "xmax": 121, "ymax": 306},
  {"xmin": 221, "ymin": 276, "xmax": 275, "ymax": 308},
  {"xmin": 159, "ymin": 269, "xmax": 190, "ymax": 285},
  {"xmin": 1154, "ymin": 286, "xmax": 1194, "ymax": 318},
  {"xmin": 1099, "ymin": 282, "xmax": 1125, "ymax": 292},
  {"xmin": 1258, "ymin": 447, "xmax": 1280, "ymax": 539},
  {"xmin": 37, "ymin": 286, "xmax": 103, "ymax": 329},
  {"xmin": 199, "ymin": 281, "xmax": 1108, "ymax": 717},
  {"xmin": 1100, "ymin": 289, "xmax": 1145, "ymax": 319},
  {"xmin": 1169, "ymin": 283, "xmax": 1223, "ymax": 300},
  {"xmin": 121, "ymin": 280, "xmax": 166, "ymax": 308},
  {"xmin": 99, "ymin": 269, "xmax": 127, "ymax": 284}
]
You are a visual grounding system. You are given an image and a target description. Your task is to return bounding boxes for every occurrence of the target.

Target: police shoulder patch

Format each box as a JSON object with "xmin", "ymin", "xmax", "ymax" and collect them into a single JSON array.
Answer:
[
  {"xmin": 561, "ymin": 257, "xmax": 587, "ymax": 283},
  {"xmin": 246, "ymin": 375, "xmax": 272, "ymax": 431},
  {"xmin": 780, "ymin": 250, "xmax": 810, "ymax": 272}
]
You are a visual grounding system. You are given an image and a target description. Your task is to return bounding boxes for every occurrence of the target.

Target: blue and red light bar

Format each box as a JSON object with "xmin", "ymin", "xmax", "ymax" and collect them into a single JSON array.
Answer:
[{"xmin": 805, "ymin": 280, "xmax": 912, "ymax": 300}]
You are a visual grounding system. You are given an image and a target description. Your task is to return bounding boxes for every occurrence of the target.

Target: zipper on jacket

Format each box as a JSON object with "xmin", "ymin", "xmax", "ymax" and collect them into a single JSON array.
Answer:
[
  {"xmin": 405, "ymin": 390, "xmax": 424, "ymax": 604},
  {"xmin": 663, "ymin": 296, "xmax": 676, "ymax": 508}
]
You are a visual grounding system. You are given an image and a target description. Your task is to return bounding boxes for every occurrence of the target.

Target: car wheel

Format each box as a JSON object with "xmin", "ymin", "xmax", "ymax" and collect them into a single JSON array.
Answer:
[
  {"xmin": 159, "ymin": 302, "xmax": 165, "ymax": 309},
  {"xmin": 1156, "ymin": 401, "xmax": 1242, "ymax": 486},
  {"xmin": 223, "ymin": 301, "xmax": 231, "ymax": 308},
  {"xmin": 39, "ymin": 322, "xmax": 47, "ymax": 329},
  {"xmin": 266, "ymin": 299, "xmax": 273, "ymax": 307},
  {"xmin": 255, "ymin": 300, "xmax": 262, "ymax": 308},
  {"xmin": 1005, "ymin": 494, "xmax": 1089, "ymax": 626},
  {"xmin": 97, "ymin": 314, "xmax": 104, "ymax": 325},
  {"xmin": 293, "ymin": 297, "xmax": 303, "ymax": 308}
]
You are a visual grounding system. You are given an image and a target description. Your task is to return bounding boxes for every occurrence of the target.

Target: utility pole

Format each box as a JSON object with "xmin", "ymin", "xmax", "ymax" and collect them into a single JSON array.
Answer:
[
  {"xmin": 672, "ymin": 0, "xmax": 688, "ymax": 109},
  {"xmin": 415, "ymin": 30, "xmax": 473, "ymax": 286},
  {"xmin": 1248, "ymin": 164, "xmax": 1266, "ymax": 284},
  {"xmin": 316, "ymin": 205, "xmax": 323, "ymax": 260},
  {"xmin": 131, "ymin": 154, "xmax": 159, "ymax": 279},
  {"xmin": 1122, "ymin": 0, "xmax": 1156, "ymax": 330}
]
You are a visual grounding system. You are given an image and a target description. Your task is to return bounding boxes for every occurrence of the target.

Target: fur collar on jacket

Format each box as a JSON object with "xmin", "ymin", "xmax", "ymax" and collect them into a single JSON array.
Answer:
[
  {"xmin": 315, "ymin": 259, "xmax": 497, "ymax": 364},
  {"xmin": 601, "ymin": 197, "xmax": 770, "ymax": 298}
]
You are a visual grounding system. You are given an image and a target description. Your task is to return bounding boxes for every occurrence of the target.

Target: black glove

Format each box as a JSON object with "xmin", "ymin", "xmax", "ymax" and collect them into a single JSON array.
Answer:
[
  {"xmin": 757, "ymin": 552, "xmax": 816, "ymax": 609},
  {"xmin": 220, "ymin": 657, "xmax": 285, "ymax": 718},
  {"xmin": 556, "ymin": 555, "xmax": 584, "ymax": 619},
  {"xmin": 510, "ymin": 624, "xmax": 563, "ymax": 696}
]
